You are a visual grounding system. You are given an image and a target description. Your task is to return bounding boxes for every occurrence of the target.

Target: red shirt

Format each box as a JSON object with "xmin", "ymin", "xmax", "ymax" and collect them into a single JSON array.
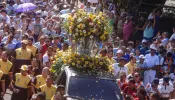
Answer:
[
  {"xmin": 40, "ymin": 44, "xmax": 49, "ymax": 56},
  {"xmin": 121, "ymin": 83, "xmax": 129, "ymax": 91},
  {"xmin": 123, "ymin": 86, "xmax": 137, "ymax": 98}
]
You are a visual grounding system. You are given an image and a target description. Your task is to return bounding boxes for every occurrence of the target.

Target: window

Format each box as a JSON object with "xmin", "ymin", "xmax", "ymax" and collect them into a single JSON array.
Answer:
[
  {"xmin": 68, "ymin": 76, "xmax": 123, "ymax": 100},
  {"xmin": 57, "ymin": 71, "xmax": 66, "ymax": 86}
]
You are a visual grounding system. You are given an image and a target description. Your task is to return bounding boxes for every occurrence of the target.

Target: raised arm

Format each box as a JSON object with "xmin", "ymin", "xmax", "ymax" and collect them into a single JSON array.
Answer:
[{"xmin": 152, "ymin": 15, "xmax": 156, "ymax": 29}]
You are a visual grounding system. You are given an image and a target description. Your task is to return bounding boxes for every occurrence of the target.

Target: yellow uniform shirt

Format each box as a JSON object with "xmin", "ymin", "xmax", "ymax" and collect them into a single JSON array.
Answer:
[
  {"xmin": 35, "ymin": 75, "xmax": 46, "ymax": 89},
  {"xmin": 40, "ymin": 84, "xmax": 57, "ymax": 100},
  {"xmin": 51, "ymin": 97, "xmax": 54, "ymax": 100},
  {"xmin": 14, "ymin": 48, "xmax": 33, "ymax": 60},
  {"xmin": 14, "ymin": 73, "xmax": 31, "ymax": 88},
  {"xmin": 0, "ymin": 70, "xmax": 3, "ymax": 80},
  {"xmin": 0, "ymin": 59, "xmax": 13, "ymax": 74},
  {"xmin": 125, "ymin": 62, "xmax": 137, "ymax": 75},
  {"xmin": 27, "ymin": 45, "xmax": 38, "ymax": 57}
]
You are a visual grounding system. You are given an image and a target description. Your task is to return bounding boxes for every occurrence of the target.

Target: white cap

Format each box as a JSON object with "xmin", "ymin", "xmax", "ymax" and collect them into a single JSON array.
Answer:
[
  {"xmin": 150, "ymin": 44, "xmax": 157, "ymax": 51},
  {"xmin": 117, "ymin": 49, "xmax": 123, "ymax": 54},
  {"xmin": 142, "ymin": 39, "xmax": 147, "ymax": 43},
  {"xmin": 139, "ymin": 55, "xmax": 145, "ymax": 59}
]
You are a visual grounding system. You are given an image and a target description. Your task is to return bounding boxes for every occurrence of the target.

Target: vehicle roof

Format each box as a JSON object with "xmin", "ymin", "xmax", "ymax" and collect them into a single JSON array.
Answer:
[{"xmin": 64, "ymin": 66, "xmax": 115, "ymax": 80}]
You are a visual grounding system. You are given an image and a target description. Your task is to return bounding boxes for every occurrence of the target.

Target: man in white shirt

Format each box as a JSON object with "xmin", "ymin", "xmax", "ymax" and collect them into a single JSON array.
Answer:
[
  {"xmin": 158, "ymin": 77, "xmax": 174, "ymax": 99},
  {"xmin": 144, "ymin": 44, "xmax": 160, "ymax": 86},
  {"xmin": 112, "ymin": 57, "xmax": 128, "ymax": 79},
  {"xmin": 0, "ymin": 9, "xmax": 10, "ymax": 25},
  {"xmin": 43, "ymin": 46, "xmax": 53, "ymax": 68},
  {"xmin": 146, "ymin": 78, "xmax": 160, "ymax": 96}
]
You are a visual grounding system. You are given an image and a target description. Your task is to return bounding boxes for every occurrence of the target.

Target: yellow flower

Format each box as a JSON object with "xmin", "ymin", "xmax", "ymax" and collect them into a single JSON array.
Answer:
[
  {"xmin": 100, "ymin": 35, "xmax": 104, "ymax": 40},
  {"xmin": 77, "ymin": 61, "xmax": 81, "ymax": 64},
  {"xmin": 54, "ymin": 55, "xmax": 57, "ymax": 59},
  {"xmin": 84, "ymin": 34, "xmax": 87, "ymax": 36},
  {"xmin": 89, "ymin": 64, "xmax": 93, "ymax": 68},
  {"xmin": 56, "ymin": 58, "xmax": 59, "ymax": 61},
  {"xmin": 104, "ymin": 31, "xmax": 108, "ymax": 34},
  {"xmin": 85, "ymin": 61, "xmax": 89, "ymax": 65},
  {"xmin": 97, "ymin": 21, "xmax": 101, "ymax": 24},
  {"xmin": 81, "ymin": 58, "xmax": 84, "ymax": 61},
  {"xmin": 70, "ymin": 22, "xmax": 73, "ymax": 26},
  {"xmin": 63, "ymin": 60, "xmax": 67, "ymax": 64},
  {"xmin": 72, "ymin": 63, "xmax": 76, "ymax": 66},
  {"xmin": 88, "ymin": 32, "xmax": 91, "ymax": 35},
  {"xmin": 99, "ymin": 62, "xmax": 103, "ymax": 65},
  {"xmin": 101, "ymin": 17, "xmax": 105, "ymax": 20},
  {"xmin": 80, "ymin": 33, "xmax": 83, "ymax": 36}
]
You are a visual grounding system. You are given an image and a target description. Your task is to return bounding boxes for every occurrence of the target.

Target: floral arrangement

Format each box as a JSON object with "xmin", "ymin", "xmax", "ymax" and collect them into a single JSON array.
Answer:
[
  {"xmin": 51, "ymin": 51, "xmax": 111, "ymax": 74},
  {"xmin": 51, "ymin": 10, "xmax": 113, "ymax": 76},
  {"xmin": 64, "ymin": 9, "xmax": 112, "ymax": 42}
]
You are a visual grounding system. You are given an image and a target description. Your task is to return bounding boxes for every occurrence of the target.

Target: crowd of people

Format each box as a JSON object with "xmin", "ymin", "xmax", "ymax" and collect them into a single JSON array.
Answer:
[{"xmin": 0, "ymin": 0, "xmax": 174, "ymax": 100}]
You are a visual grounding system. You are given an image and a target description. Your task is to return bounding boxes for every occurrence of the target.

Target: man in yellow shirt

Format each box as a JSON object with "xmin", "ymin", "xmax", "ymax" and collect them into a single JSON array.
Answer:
[
  {"xmin": 39, "ymin": 76, "xmax": 57, "ymax": 100},
  {"xmin": 11, "ymin": 65, "xmax": 32, "ymax": 100},
  {"xmin": 32, "ymin": 67, "xmax": 50, "ymax": 94},
  {"xmin": 125, "ymin": 56, "xmax": 137, "ymax": 75},
  {"xmin": 0, "ymin": 70, "xmax": 5, "ymax": 100},
  {"xmin": 0, "ymin": 51, "xmax": 13, "ymax": 91},
  {"xmin": 27, "ymin": 37, "xmax": 38, "ymax": 58},
  {"xmin": 12, "ymin": 40, "xmax": 33, "ymax": 73}
]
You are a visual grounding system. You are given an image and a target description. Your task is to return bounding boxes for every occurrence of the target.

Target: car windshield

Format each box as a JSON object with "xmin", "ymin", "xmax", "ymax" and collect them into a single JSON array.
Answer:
[{"xmin": 67, "ymin": 76, "xmax": 123, "ymax": 100}]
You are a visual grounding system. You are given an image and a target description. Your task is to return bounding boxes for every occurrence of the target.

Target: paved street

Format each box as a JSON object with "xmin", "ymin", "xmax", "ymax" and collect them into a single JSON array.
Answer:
[{"xmin": 3, "ymin": 89, "xmax": 12, "ymax": 100}]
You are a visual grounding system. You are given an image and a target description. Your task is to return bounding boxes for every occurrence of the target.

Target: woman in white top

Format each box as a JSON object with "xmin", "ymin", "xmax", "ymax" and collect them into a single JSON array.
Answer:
[{"xmin": 112, "ymin": 57, "xmax": 128, "ymax": 79}]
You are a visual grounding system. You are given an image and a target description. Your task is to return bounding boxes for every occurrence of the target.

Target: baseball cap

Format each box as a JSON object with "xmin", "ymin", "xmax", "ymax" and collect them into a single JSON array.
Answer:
[
  {"xmin": 150, "ymin": 44, "xmax": 157, "ymax": 51},
  {"xmin": 139, "ymin": 55, "xmax": 145, "ymax": 59},
  {"xmin": 20, "ymin": 65, "xmax": 28, "ymax": 71},
  {"xmin": 142, "ymin": 39, "xmax": 147, "ymax": 43},
  {"xmin": 21, "ymin": 40, "xmax": 28, "ymax": 45},
  {"xmin": 117, "ymin": 49, "xmax": 123, "ymax": 54}
]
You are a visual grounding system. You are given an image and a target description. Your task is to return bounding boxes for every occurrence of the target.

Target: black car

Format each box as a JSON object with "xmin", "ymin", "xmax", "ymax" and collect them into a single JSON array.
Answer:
[{"xmin": 56, "ymin": 67, "xmax": 123, "ymax": 100}]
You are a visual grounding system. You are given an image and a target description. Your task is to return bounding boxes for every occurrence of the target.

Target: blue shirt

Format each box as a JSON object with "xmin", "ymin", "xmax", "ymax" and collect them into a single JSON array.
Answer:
[
  {"xmin": 139, "ymin": 46, "xmax": 149, "ymax": 55},
  {"xmin": 144, "ymin": 26, "xmax": 154, "ymax": 38},
  {"xmin": 15, "ymin": 42, "xmax": 22, "ymax": 49},
  {"xmin": 5, "ymin": 42, "xmax": 16, "ymax": 50}
]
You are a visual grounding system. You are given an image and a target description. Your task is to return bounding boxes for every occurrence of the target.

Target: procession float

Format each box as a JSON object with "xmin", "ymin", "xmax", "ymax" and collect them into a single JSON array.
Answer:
[{"xmin": 51, "ymin": 9, "xmax": 123, "ymax": 100}]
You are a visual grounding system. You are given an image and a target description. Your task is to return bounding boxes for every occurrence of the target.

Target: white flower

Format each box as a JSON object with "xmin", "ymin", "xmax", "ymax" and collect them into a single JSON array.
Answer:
[
  {"xmin": 83, "ymin": 30, "xmax": 86, "ymax": 33},
  {"xmin": 82, "ymin": 24, "xmax": 85, "ymax": 28},
  {"xmin": 90, "ymin": 35, "xmax": 93, "ymax": 39},
  {"xmin": 104, "ymin": 27, "xmax": 107, "ymax": 30},
  {"xmin": 76, "ymin": 29, "xmax": 78, "ymax": 32},
  {"xmin": 89, "ymin": 22, "xmax": 93, "ymax": 26},
  {"xmin": 75, "ymin": 33, "xmax": 78, "ymax": 36},
  {"xmin": 78, "ymin": 18, "xmax": 82, "ymax": 22}
]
